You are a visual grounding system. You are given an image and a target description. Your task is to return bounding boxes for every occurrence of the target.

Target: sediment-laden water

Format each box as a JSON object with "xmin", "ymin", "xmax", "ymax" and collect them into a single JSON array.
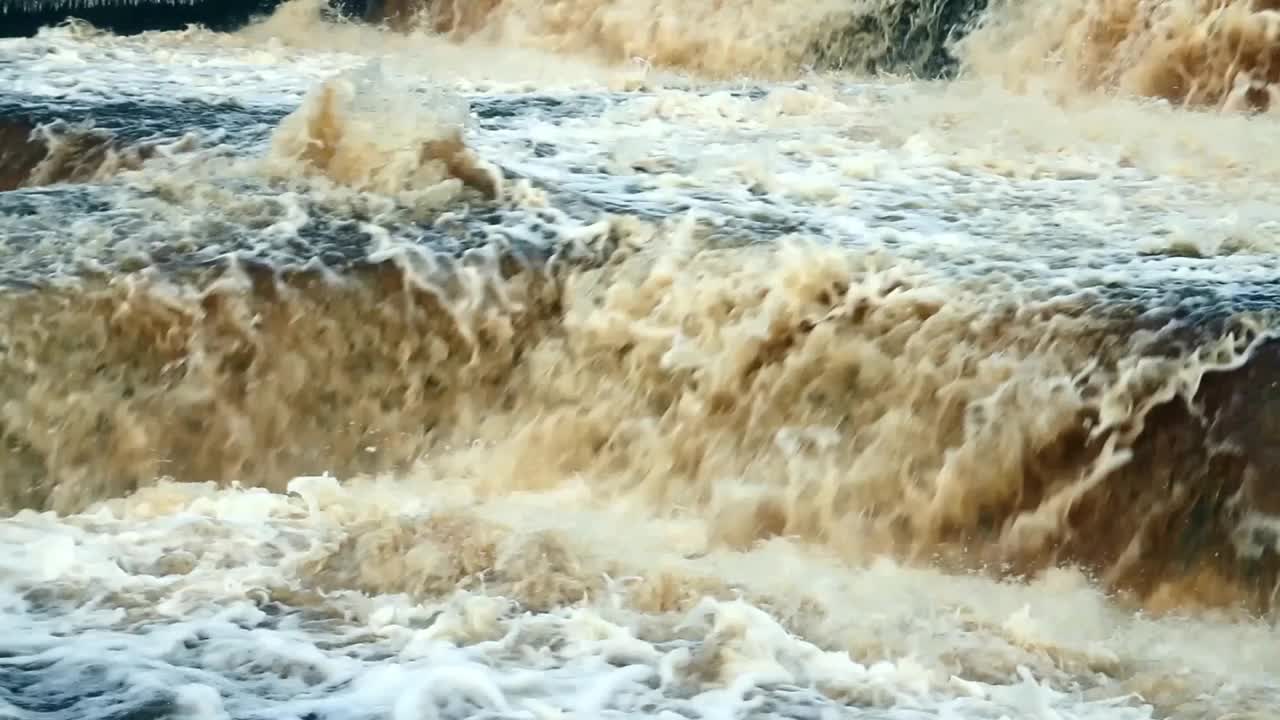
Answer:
[{"xmin": 3, "ymin": 1, "xmax": 1280, "ymax": 719}]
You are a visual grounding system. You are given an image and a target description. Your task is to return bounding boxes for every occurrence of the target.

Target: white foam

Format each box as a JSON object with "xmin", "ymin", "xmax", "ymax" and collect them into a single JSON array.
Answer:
[{"xmin": 0, "ymin": 479, "xmax": 1274, "ymax": 718}]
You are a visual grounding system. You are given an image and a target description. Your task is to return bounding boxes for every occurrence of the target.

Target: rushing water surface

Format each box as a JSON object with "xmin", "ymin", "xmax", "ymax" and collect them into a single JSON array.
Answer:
[{"xmin": 3, "ymin": 1, "xmax": 1280, "ymax": 719}]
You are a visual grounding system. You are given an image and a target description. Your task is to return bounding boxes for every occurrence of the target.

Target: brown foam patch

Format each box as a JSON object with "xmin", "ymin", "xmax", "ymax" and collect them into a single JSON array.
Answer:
[
  {"xmin": 266, "ymin": 73, "xmax": 499, "ymax": 198},
  {"xmin": 961, "ymin": 0, "xmax": 1280, "ymax": 111},
  {"xmin": 0, "ymin": 255, "xmax": 562, "ymax": 513},
  {"xmin": 352, "ymin": 0, "xmax": 861, "ymax": 79}
]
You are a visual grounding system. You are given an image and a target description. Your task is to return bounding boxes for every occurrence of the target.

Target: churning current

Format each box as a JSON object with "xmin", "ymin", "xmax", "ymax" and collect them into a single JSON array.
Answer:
[{"xmin": 2, "ymin": 1, "xmax": 1280, "ymax": 719}]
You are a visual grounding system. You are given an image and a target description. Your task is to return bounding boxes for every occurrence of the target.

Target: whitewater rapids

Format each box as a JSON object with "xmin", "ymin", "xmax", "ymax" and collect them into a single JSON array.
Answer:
[{"xmin": 2, "ymin": 1, "xmax": 1280, "ymax": 719}]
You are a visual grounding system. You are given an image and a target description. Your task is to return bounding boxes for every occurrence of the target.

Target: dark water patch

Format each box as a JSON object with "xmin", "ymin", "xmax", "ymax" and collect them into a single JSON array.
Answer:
[
  {"xmin": 0, "ymin": 0, "xmax": 286, "ymax": 38},
  {"xmin": 470, "ymin": 92, "xmax": 616, "ymax": 129},
  {"xmin": 1062, "ymin": 281, "xmax": 1280, "ymax": 331},
  {"xmin": 2, "ymin": 157, "xmax": 1278, "ymax": 325},
  {"xmin": 0, "ymin": 622, "xmax": 356, "ymax": 719},
  {"xmin": 0, "ymin": 177, "xmax": 615, "ymax": 288},
  {"xmin": 0, "ymin": 659, "xmax": 178, "ymax": 718},
  {"xmin": 0, "ymin": 617, "xmax": 873, "ymax": 720},
  {"xmin": 0, "ymin": 91, "xmax": 619, "ymax": 144},
  {"xmin": 0, "ymin": 95, "xmax": 286, "ymax": 145}
]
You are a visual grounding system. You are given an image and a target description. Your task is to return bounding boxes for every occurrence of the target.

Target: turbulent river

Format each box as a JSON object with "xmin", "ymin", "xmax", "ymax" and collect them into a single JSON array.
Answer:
[{"xmin": 3, "ymin": 0, "xmax": 1280, "ymax": 718}]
